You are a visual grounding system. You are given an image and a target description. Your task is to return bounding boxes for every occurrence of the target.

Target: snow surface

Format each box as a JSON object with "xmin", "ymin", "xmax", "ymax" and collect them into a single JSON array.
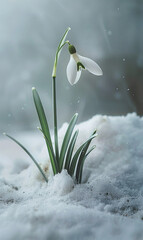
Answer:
[{"xmin": 0, "ymin": 113, "xmax": 143, "ymax": 240}]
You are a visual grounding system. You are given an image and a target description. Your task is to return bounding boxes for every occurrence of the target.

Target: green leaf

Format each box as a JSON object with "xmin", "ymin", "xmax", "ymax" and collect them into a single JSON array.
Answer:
[
  {"xmin": 37, "ymin": 127, "xmax": 59, "ymax": 173},
  {"xmin": 32, "ymin": 88, "xmax": 58, "ymax": 174},
  {"xmin": 85, "ymin": 145, "xmax": 96, "ymax": 157},
  {"xmin": 76, "ymin": 131, "xmax": 97, "ymax": 183},
  {"xmin": 78, "ymin": 145, "xmax": 96, "ymax": 184},
  {"xmin": 69, "ymin": 133, "xmax": 96, "ymax": 177},
  {"xmin": 59, "ymin": 113, "xmax": 78, "ymax": 170},
  {"xmin": 64, "ymin": 130, "xmax": 79, "ymax": 171},
  {"xmin": 68, "ymin": 144, "xmax": 84, "ymax": 177},
  {"xmin": 3, "ymin": 133, "xmax": 48, "ymax": 182}
]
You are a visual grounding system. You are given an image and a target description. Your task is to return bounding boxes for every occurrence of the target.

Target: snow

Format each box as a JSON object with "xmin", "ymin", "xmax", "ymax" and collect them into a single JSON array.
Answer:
[{"xmin": 0, "ymin": 113, "xmax": 143, "ymax": 240}]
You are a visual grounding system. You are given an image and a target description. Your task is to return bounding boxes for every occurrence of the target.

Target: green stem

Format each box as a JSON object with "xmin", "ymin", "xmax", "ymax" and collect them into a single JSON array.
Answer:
[
  {"xmin": 51, "ymin": 27, "xmax": 71, "ymax": 172},
  {"xmin": 52, "ymin": 41, "xmax": 70, "ymax": 78},
  {"xmin": 53, "ymin": 76, "xmax": 59, "ymax": 170}
]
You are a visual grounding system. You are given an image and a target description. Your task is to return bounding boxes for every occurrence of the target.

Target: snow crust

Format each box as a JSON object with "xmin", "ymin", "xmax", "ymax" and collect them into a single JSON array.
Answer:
[{"xmin": 0, "ymin": 113, "xmax": 143, "ymax": 240}]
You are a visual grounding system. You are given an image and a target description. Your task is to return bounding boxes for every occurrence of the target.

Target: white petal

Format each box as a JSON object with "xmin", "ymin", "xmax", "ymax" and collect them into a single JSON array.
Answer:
[
  {"xmin": 66, "ymin": 56, "xmax": 81, "ymax": 85},
  {"xmin": 74, "ymin": 69, "xmax": 81, "ymax": 85},
  {"xmin": 77, "ymin": 54, "xmax": 103, "ymax": 76}
]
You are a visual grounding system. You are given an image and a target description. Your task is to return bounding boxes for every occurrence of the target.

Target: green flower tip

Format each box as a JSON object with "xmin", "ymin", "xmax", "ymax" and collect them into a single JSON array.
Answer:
[
  {"xmin": 3, "ymin": 132, "xmax": 6, "ymax": 135},
  {"xmin": 77, "ymin": 62, "xmax": 85, "ymax": 71},
  {"xmin": 32, "ymin": 87, "xmax": 36, "ymax": 91},
  {"xmin": 69, "ymin": 45, "xmax": 76, "ymax": 54}
]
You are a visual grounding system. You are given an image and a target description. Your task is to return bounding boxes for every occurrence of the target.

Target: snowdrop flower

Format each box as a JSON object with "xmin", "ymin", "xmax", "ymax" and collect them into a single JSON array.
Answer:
[{"xmin": 67, "ymin": 45, "xmax": 103, "ymax": 85}]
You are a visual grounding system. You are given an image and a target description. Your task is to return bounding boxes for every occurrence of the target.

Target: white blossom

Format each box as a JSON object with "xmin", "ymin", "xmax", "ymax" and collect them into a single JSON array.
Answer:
[{"xmin": 66, "ymin": 45, "xmax": 103, "ymax": 85}]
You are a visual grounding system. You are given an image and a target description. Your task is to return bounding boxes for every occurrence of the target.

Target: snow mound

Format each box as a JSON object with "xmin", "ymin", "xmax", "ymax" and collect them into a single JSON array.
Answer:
[
  {"xmin": 48, "ymin": 170, "xmax": 74, "ymax": 196},
  {"xmin": 0, "ymin": 113, "xmax": 143, "ymax": 240}
]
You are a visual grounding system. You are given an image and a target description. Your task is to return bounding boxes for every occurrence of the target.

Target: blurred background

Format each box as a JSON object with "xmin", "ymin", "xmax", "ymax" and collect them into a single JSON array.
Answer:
[{"xmin": 0, "ymin": 0, "xmax": 143, "ymax": 134}]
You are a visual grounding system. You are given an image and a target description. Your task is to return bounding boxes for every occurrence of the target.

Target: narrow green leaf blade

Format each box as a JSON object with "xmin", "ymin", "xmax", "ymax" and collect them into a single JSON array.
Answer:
[
  {"xmin": 59, "ymin": 113, "xmax": 78, "ymax": 170},
  {"xmin": 78, "ymin": 145, "xmax": 96, "ymax": 184},
  {"xmin": 37, "ymin": 127, "xmax": 59, "ymax": 172},
  {"xmin": 64, "ymin": 130, "xmax": 79, "ymax": 171},
  {"xmin": 32, "ymin": 88, "xmax": 58, "ymax": 174},
  {"xmin": 69, "ymin": 133, "xmax": 96, "ymax": 177},
  {"xmin": 68, "ymin": 144, "xmax": 84, "ymax": 177},
  {"xmin": 76, "ymin": 131, "xmax": 97, "ymax": 183},
  {"xmin": 3, "ymin": 133, "xmax": 48, "ymax": 182},
  {"xmin": 85, "ymin": 145, "xmax": 96, "ymax": 157}
]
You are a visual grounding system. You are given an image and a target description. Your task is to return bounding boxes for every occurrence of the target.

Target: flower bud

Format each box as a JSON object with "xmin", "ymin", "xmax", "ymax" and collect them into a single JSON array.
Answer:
[{"xmin": 68, "ymin": 45, "xmax": 76, "ymax": 54}]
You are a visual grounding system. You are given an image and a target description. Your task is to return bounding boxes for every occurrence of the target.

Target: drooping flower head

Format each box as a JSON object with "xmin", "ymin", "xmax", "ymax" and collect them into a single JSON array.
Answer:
[{"xmin": 66, "ymin": 45, "xmax": 103, "ymax": 85}]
